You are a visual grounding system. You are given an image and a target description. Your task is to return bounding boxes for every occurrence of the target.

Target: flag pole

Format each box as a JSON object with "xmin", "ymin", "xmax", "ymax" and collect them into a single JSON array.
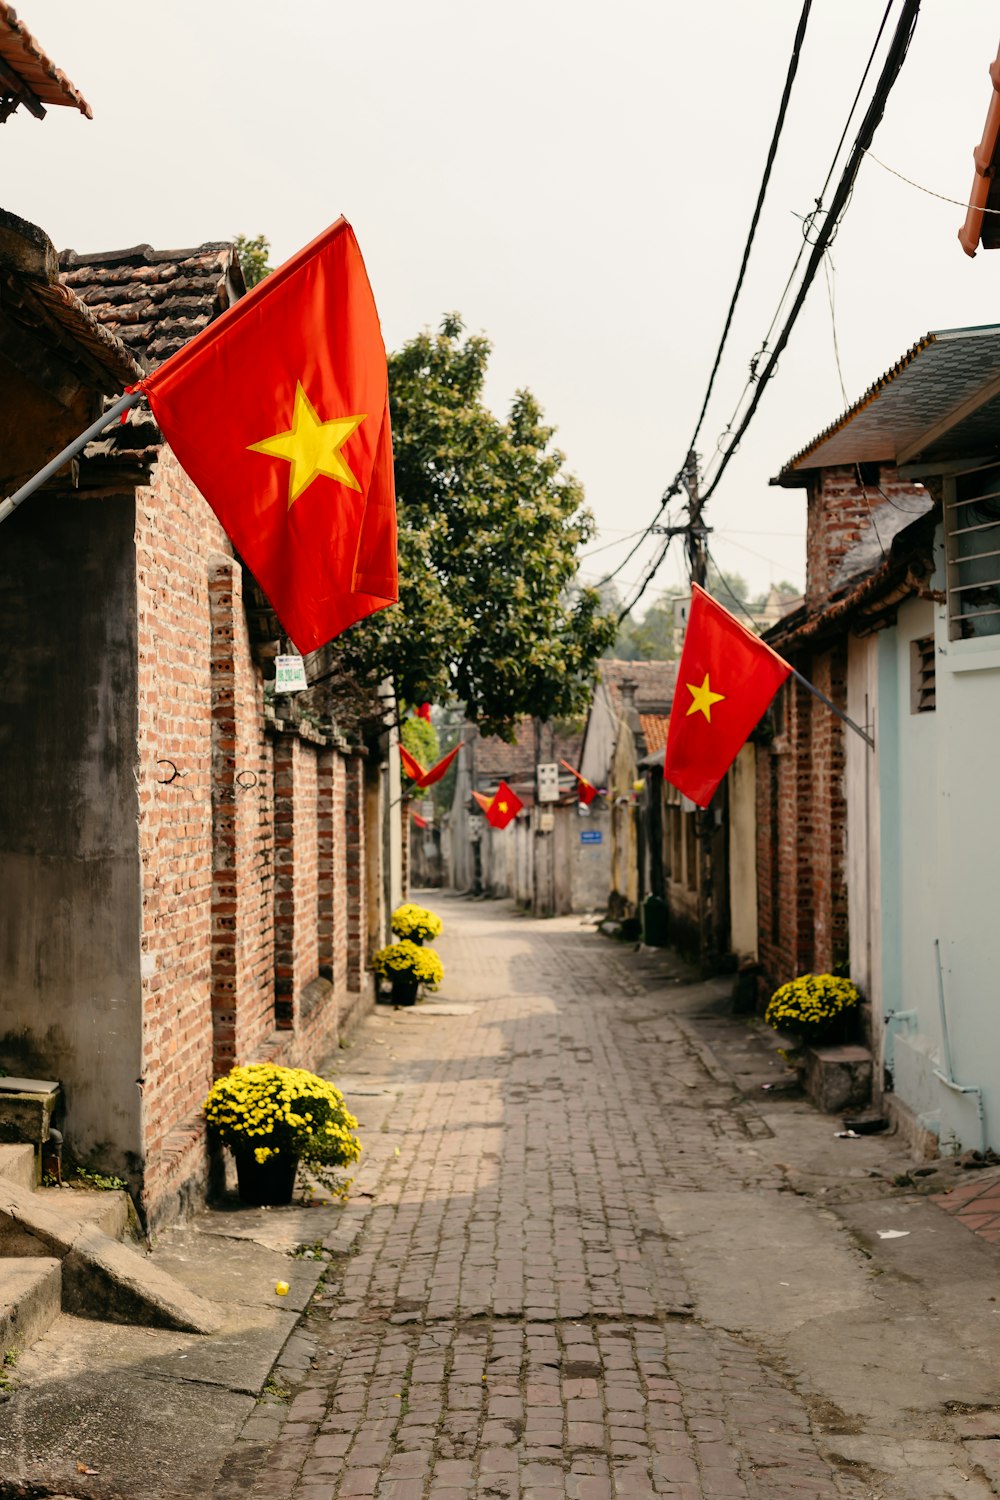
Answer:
[
  {"xmin": 0, "ymin": 389, "xmax": 143, "ymax": 527},
  {"xmin": 788, "ymin": 664, "xmax": 874, "ymax": 750}
]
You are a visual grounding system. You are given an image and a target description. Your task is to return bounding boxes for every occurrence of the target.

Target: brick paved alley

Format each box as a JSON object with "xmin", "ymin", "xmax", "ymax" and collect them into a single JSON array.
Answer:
[{"xmin": 214, "ymin": 895, "xmax": 1000, "ymax": 1500}]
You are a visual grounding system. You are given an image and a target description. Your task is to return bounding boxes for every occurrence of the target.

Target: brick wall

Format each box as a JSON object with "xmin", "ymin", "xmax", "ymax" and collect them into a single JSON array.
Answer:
[
  {"xmin": 756, "ymin": 652, "xmax": 848, "ymax": 998},
  {"xmin": 805, "ymin": 464, "xmax": 927, "ymax": 605},
  {"xmin": 136, "ymin": 452, "xmax": 374, "ymax": 1228}
]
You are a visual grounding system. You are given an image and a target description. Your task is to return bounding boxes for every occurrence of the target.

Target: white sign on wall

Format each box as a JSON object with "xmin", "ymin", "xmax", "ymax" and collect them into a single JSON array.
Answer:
[
  {"xmin": 275, "ymin": 654, "xmax": 308, "ymax": 693},
  {"xmin": 537, "ymin": 762, "xmax": 559, "ymax": 802}
]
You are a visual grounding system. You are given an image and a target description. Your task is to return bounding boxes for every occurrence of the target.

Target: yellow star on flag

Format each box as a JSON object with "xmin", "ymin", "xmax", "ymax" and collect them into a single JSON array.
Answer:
[
  {"xmin": 685, "ymin": 673, "xmax": 725, "ymax": 722},
  {"xmin": 498, "ymin": 801, "xmax": 508, "ymax": 814},
  {"xmin": 249, "ymin": 382, "xmax": 366, "ymax": 508}
]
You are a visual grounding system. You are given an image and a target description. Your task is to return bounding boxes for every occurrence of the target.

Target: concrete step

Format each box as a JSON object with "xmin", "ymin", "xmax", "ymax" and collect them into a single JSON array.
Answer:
[
  {"xmin": 0, "ymin": 1187, "xmax": 133, "ymax": 1256},
  {"xmin": 0, "ymin": 1257, "xmax": 61, "ymax": 1358},
  {"xmin": 0, "ymin": 1178, "xmax": 218, "ymax": 1334},
  {"xmin": 803, "ymin": 1042, "xmax": 873, "ymax": 1113},
  {"xmin": 0, "ymin": 1145, "xmax": 36, "ymax": 1193}
]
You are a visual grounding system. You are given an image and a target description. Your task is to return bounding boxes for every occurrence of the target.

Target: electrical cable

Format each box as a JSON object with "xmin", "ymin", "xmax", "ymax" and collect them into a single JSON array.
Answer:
[
  {"xmin": 598, "ymin": 0, "xmax": 816, "ymax": 591},
  {"xmin": 701, "ymin": 0, "xmax": 897, "ymax": 491},
  {"xmin": 685, "ymin": 0, "xmax": 814, "ymax": 457},
  {"xmin": 698, "ymin": 0, "xmax": 921, "ymax": 507}
]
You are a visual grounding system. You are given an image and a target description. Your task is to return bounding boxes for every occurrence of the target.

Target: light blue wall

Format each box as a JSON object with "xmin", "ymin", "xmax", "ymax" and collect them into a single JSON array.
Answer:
[{"xmin": 880, "ymin": 528, "xmax": 997, "ymax": 1151}]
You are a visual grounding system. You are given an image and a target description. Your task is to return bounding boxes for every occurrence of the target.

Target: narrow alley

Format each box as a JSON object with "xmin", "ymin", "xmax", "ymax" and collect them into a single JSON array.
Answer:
[{"xmin": 204, "ymin": 894, "xmax": 1000, "ymax": 1500}]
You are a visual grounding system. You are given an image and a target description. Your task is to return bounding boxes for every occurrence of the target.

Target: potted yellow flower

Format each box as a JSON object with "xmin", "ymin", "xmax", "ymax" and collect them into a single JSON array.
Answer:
[
  {"xmin": 203, "ymin": 1064, "xmax": 361, "ymax": 1206},
  {"xmin": 372, "ymin": 939, "xmax": 444, "ymax": 1005},
  {"xmin": 765, "ymin": 973, "xmax": 860, "ymax": 1045},
  {"xmin": 391, "ymin": 903, "xmax": 443, "ymax": 945}
]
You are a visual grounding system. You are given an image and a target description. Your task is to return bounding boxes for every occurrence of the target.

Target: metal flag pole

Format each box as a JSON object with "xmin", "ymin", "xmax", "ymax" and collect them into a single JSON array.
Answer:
[
  {"xmin": 0, "ymin": 388, "xmax": 143, "ymax": 527},
  {"xmin": 788, "ymin": 664, "xmax": 874, "ymax": 750}
]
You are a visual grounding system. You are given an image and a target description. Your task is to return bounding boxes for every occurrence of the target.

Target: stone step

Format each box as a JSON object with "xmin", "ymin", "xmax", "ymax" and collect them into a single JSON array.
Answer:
[
  {"xmin": 0, "ymin": 1178, "xmax": 218, "ymax": 1335},
  {"xmin": 0, "ymin": 1187, "xmax": 132, "ymax": 1256},
  {"xmin": 0, "ymin": 1257, "xmax": 61, "ymax": 1358},
  {"xmin": 803, "ymin": 1042, "xmax": 873, "ymax": 1114},
  {"xmin": 0, "ymin": 1145, "xmax": 36, "ymax": 1193}
]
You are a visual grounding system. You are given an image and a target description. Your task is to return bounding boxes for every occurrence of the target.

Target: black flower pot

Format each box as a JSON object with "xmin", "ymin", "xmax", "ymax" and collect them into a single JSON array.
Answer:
[
  {"xmin": 234, "ymin": 1150, "xmax": 299, "ymax": 1206},
  {"xmin": 390, "ymin": 971, "xmax": 420, "ymax": 1005}
]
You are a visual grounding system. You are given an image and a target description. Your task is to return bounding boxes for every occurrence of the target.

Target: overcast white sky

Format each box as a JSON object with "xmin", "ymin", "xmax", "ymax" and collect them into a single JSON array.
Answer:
[{"xmin": 6, "ymin": 2, "xmax": 1000, "ymax": 608}]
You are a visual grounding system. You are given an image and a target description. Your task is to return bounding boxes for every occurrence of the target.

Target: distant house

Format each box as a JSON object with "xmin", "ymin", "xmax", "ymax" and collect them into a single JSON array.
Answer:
[
  {"xmin": 0, "ymin": 221, "xmax": 396, "ymax": 1226},
  {"xmin": 447, "ymin": 716, "xmax": 604, "ymax": 915},
  {"xmin": 764, "ymin": 323, "xmax": 1000, "ymax": 1153}
]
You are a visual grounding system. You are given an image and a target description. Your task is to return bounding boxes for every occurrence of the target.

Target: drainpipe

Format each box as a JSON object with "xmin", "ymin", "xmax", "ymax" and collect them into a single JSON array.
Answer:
[{"xmin": 933, "ymin": 937, "xmax": 986, "ymax": 1153}]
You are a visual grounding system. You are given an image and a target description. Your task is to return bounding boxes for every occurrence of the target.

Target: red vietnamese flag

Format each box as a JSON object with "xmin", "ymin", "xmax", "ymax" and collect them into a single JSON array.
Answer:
[
  {"xmin": 559, "ymin": 758, "xmax": 598, "ymax": 806},
  {"xmin": 398, "ymin": 742, "xmax": 461, "ymax": 789},
  {"xmin": 399, "ymin": 744, "xmax": 425, "ymax": 782},
  {"xmin": 483, "ymin": 779, "xmax": 523, "ymax": 830},
  {"xmin": 139, "ymin": 219, "xmax": 397, "ymax": 653},
  {"xmin": 664, "ymin": 585, "xmax": 791, "ymax": 808},
  {"xmin": 411, "ymin": 810, "xmax": 429, "ymax": 830}
]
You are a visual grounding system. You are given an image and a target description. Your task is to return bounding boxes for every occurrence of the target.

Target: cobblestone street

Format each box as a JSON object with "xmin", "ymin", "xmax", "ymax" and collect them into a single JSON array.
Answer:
[{"xmin": 214, "ymin": 896, "xmax": 873, "ymax": 1500}]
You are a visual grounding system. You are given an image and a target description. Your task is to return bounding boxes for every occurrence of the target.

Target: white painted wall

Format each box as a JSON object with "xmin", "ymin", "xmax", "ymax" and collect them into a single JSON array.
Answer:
[
  {"xmin": 880, "ymin": 533, "xmax": 1000, "ymax": 1152},
  {"xmin": 845, "ymin": 635, "xmax": 879, "ymax": 1010}
]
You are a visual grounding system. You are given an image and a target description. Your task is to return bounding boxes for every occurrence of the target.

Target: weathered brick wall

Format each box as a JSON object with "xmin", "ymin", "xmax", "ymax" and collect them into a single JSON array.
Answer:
[
  {"xmin": 805, "ymin": 464, "xmax": 927, "ymax": 605},
  {"xmin": 756, "ymin": 653, "xmax": 848, "ymax": 999},
  {"xmin": 208, "ymin": 558, "xmax": 275, "ymax": 1072},
  {"xmin": 136, "ymin": 452, "xmax": 224, "ymax": 1222},
  {"xmin": 137, "ymin": 453, "xmax": 373, "ymax": 1227}
]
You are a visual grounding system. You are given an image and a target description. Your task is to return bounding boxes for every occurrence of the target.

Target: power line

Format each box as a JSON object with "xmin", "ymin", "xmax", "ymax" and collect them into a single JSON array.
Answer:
[
  {"xmin": 685, "ymin": 0, "xmax": 814, "ymax": 457},
  {"xmin": 701, "ymin": 0, "xmax": 896, "ymax": 491},
  {"xmin": 699, "ymin": 0, "xmax": 921, "ymax": 507},
  {"xmin": 599, "ymin": 0, "xmax": 815, "ymax": 592}
]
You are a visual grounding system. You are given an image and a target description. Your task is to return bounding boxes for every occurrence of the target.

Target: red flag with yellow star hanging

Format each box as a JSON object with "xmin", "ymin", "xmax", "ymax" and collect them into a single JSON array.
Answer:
[
  {"xmin": 398, "ymin": 742, "xmax": 462, "ymax": 789},
  {"xmin": 664, "ymin": 584, "xmax": 791, "ymax": 808},
  {"xmin": 474, "ymin": 779, "xmax": 523, "ymax": 830},
  {"xmin": 139, "ymin": 218, "xmax": 397, "ymax": 653}
]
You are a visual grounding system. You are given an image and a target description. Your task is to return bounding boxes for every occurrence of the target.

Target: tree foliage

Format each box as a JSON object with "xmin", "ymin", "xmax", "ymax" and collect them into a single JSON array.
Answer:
[
  {"xmin": 400, "ymin": 714, "xmax": 439, "ymax": 769},
  {"xmin": 234, "ymin": 233, "xmax": 272, "ymax": 289},
  {"xmin": 333, "ymin": 316, "xmax": 617, "ymax": 738}
]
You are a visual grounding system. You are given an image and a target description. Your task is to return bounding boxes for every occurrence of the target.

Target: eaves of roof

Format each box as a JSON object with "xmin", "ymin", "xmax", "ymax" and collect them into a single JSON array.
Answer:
[
  {"xmin": 0, "ymin": 3, "xmax": 92, "ymax": 119},
  {"xmin": 774, "ymin": 324, "xmax": 1000, "ymax": 481},
  {"xmin": 958, "ymin": 42, "xmax": 1000, "ymax": 257}
]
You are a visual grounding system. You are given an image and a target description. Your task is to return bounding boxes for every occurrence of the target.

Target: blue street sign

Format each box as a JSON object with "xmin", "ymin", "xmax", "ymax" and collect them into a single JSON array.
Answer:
[{"xmin": 580, "ymin": 829, "xmax": 603, "ymax": 844}]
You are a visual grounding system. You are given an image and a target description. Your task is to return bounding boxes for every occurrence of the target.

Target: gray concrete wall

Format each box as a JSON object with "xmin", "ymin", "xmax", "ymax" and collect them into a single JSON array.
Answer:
[{"xmin": 0, "ymin": 495, "xmax": 143, "ymax": 1174}]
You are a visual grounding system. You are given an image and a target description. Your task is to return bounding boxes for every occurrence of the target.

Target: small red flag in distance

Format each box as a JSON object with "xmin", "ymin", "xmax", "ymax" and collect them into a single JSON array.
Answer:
[
  {"xmin": 559, "ymin": 758, "xmax": 598, "ymax": 806},
  {"xmin": 484, "ymin": 779, "xmax": 523, "ymax": 830},
  {"xmin": 415, "ymin": 703, "xmax": 432, "ymax": 722},
  {"xmin": 139, "ymin": 219, "xmax": 397, "ymax": 654},
  {"xmin": 664, "ymin": 584, "xmax": 791, "ymax": 808},
  {"xmin": 399, "ymin": 744, "xmax": 425, "ymax": 782},
  {"xmin": 398, "ymin": 742, "xmax": 461, "ymax": 789},
  {"xmin": 414, "ymin": 743, "xmax": 460, "ymax": 789},
  {"xmin": 411, "ymin": 810, "xmax": 429, "ymax": 830}
]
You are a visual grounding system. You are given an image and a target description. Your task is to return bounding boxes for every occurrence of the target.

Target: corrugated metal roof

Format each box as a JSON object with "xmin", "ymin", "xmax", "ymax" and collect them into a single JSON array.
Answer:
[
  {"xmin": 777, "ymin": 324, "xmax": 1000, "ymax": 480},
  {"xmin": 0, "ymin": 3, "xmax": 92, "ymax": 119}
]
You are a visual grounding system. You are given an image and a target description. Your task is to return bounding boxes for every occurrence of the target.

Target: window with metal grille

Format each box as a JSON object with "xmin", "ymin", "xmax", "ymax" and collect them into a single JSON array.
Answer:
[
  {"xmin": 909, "ymin": 636, "xmax": 936, "ymax": 713},
  {"xmin": 945, "ymin": 463, "xmax": 1000, "ymax": 639}
]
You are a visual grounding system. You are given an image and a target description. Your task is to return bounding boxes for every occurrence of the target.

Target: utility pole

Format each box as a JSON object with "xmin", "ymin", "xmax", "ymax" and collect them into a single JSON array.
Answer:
[
  {"xmin": 680, "ymin": 449, "xmax": 719, "ymax": 973},
  {"xmin": 682, "ymin": 449, "xmax": 707, "ymax": 590}
]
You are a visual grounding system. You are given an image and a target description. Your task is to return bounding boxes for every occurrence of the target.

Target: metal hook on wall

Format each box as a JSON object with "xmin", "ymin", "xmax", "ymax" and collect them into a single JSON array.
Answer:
[{"xmin": 155, "ymin": 759, "xmax": 186, "ymax": 785}]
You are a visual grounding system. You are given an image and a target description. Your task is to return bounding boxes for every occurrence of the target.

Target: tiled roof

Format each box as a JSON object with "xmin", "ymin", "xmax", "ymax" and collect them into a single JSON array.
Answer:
[
  {"xmin": 0, "ymin": 208, "xmax": 140, "ymax": 389},
  {"xmin": 639, "ymin": 714, "xmax": 669, "ymax": 756},
  {"xmin": 0, "ymin": 3, "xmax": 92, "ymax": 120},
  {"xmin": 59, "ymin": 242, "xmax": 245, "ymax": 370},
  {"xmin": 596, "ymin": 658, "xmax": 676, "ymax": 715},
  {"xmin": 473, "ymin": 716, "xmax": 583, "ymax": 789},
  {"xmin": 775, "ymin": 325, "xmax": 1000, "ymax": 479},
  {"xmin": 959, "ymin": 43, "xmax": 1000, "ymax": 256}
]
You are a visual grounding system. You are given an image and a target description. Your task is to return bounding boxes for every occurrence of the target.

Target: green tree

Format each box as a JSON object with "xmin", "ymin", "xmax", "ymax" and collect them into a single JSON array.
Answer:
[
  {"xmin": 400, "ymin": 714, "xmax": 439, "ymax": 769},
  {"xmin": 234, "ymin": 233, "xmax": 272, "ymax": 289},
  {"xmin": 333, "ymin": 315, "xmax": 617, "ymax": 738}
]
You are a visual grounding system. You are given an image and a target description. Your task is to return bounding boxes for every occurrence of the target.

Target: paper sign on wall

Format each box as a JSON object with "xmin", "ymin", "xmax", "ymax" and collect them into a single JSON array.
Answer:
[{"xmin": 275, "ymin": 654, "xmax": 308, "ymax": 693}]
